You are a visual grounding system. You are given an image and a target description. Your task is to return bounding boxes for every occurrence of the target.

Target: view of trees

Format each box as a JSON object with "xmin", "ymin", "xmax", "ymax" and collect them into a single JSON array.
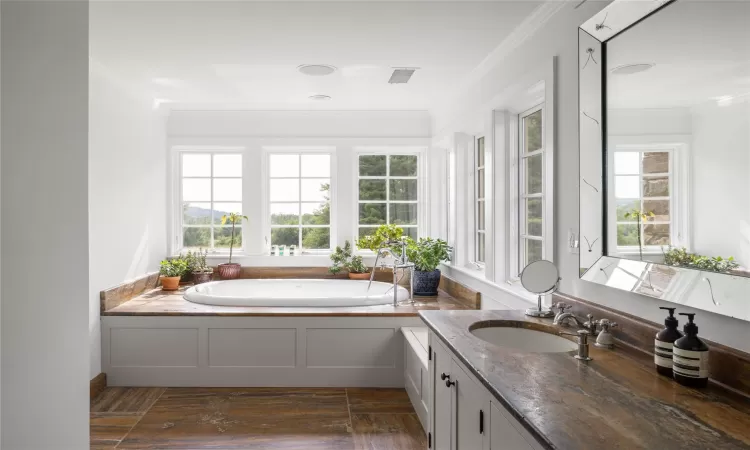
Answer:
[
  {"xmin": 358, "ymin": 155, "xmax": 418, "ymax": 241},
  {"xmin": 271, "ymin": 182, "xmax": 331, "ymax": 249}
]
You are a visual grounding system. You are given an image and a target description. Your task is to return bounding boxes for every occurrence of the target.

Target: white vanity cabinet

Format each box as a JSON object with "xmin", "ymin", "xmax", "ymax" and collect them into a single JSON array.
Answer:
[{"xmin": 428, "ymin": 331, "xmax": 540, "ymax": 450}]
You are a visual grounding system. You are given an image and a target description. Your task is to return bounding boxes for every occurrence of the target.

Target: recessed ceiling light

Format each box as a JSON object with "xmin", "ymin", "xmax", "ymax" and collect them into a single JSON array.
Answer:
[
  {"xmin": 298, "ymin": 65, "xmax": 337, "ymax": 76},
  {"xmin": 610, "ymin": 63, "xmax": 655, "ymax": 75},
  {"xmin": 308, "ymin": 94, "xmax": 332, "ymax": 101}
]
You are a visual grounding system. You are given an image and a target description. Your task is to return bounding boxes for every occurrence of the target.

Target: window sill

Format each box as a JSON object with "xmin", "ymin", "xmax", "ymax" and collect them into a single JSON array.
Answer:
[{"xmin": 441, "ymin": 263, "xmax": 538, "ymax": 308}]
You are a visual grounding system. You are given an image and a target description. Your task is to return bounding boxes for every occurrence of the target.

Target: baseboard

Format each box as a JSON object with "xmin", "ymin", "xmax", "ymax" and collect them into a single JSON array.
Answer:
[{"xmin": 90, "ymin": 372, "xmax": 107, "ymax": 399}]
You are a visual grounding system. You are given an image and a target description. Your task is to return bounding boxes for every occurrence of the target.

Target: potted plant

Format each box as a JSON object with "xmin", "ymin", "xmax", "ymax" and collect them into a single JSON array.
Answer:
[
  {"xmin": 192, "ymin": 248, "xmax": 213, "ymax": 284},
  {"xmin": 179, "ymin": 250, "xmax": 197, "ymax": 282},
  {"xmin": 329, "ymin": 241, "xmax": 370, "ymax": 279},
  {"xmin": 406, "ymin": 237, "xmax": 452, "ymax": 296},
  {"xmin": 623, "ymin": 208, "xmax": 655, "ymax": 261},
  {"xmin": 159, "ymin": 258, "xmax": 188, "ymax": 291},
  {"xmin": 355, "ymin": 224, "xmax": 405, "ymax": 253},
  {"xmin": 217, "ymin": 212, "xmax": 247, "ymax": 280}
]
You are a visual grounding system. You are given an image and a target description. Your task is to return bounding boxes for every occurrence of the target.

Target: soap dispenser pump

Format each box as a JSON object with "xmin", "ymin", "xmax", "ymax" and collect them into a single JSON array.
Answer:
[
  {"xmin": 673, "ymin": 313, "xmax": 709, "ymax": 387},
  {"xmin": 655, "ymin": 307, "xmax": 683, "ymax": 376}
]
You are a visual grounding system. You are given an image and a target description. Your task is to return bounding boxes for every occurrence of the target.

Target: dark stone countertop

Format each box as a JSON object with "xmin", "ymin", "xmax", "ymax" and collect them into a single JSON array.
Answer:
[{"xmin": 419, "ymin": 309, "xmax": 750, "ymax": 450}]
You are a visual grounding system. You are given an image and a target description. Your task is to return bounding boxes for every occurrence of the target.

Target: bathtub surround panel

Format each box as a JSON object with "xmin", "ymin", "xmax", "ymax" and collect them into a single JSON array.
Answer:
[
  {"xmin": 100, "ymin": 271, "xmax": 160, "ymax": 312},
  {"xmin": 553, "ymin": 292, "xmax": 750, "ymax": 397},
  {"xmin": 208, "ymin": 328, "xmax": 297, "ymax": 368},
  {"xmin": 102, "ymin": 316, "xmax": 421, "ymax": 387}
]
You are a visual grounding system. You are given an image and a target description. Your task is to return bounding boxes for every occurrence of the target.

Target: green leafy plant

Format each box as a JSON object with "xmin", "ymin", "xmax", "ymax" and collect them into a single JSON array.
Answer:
[
  {"xmin": 662, "ymin": 246, "xmax": 739, "ymax": 273},
  {"xmin": 623, "ymin": 208, "xmax": 655, "ymax": 260},
  {"xmin": 355, "ymin": 224, "xmax": 406, "ymax": 257},
  {"xmin": 192, "ymin": 248, "xmax": 212, "ymax": 273},
  {"xmin": 406, "ymin": 238, "xmax": 452, "ymax": 272},
  {"xmin": 160, "ymin": 258, "xmax": 189, "ymax": 278},
  {"xmin": 329, "ymin": 241, "xmax": 369, "ymax": 274},
  {"xmin": 220, "ymin": 212, "xmax": 248, "ymax": 264}
]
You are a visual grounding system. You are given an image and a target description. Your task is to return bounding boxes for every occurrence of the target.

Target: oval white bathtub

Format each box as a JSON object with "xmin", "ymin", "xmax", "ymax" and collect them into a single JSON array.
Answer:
[{"xmin": 183, "ymin": 279, "xmax": 410, "ymax": 307}]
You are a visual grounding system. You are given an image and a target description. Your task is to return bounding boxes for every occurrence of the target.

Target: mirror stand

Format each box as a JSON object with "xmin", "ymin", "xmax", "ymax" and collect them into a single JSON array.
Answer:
[{"xmin": 524, "ymin": 278, "xmax": 560, "ymax": 318}]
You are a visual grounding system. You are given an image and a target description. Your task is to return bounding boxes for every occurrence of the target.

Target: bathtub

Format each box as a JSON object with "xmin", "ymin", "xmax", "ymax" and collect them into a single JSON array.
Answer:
[{"xmin": 184, "ymin": 279, "xmax": 410, "ymax": 307}]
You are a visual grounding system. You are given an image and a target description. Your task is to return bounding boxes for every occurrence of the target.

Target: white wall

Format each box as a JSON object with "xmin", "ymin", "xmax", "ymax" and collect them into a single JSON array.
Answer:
[
  {"xmin": 691, "ymin": 100, "xmax": 750, "ymax": 267},
  {"xmin": 88, "ymin": 62, "xmax": 168, "ymax": 379},
  {"xmin": 432, "ymin": 1, "xmax": 750, "ymax": 352},
  {"xmin": 167, "ymin": 110, "xmax": 431, "ymax": 138},
  {"xmin": 1, "ymin": 1, "xmax": 89, "ymax": 447}
]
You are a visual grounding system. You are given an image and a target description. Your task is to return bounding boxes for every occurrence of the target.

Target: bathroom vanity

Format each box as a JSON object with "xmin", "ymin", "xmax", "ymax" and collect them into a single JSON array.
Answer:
[{"xmin": 420, "ymin": 309, "xmax": 750, "ymax": 450}]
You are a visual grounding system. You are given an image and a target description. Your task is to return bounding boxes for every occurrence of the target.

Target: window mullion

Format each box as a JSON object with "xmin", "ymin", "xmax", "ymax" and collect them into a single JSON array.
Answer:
[{"xmin": 210, "ymin": 155, "xmax": 215, "ymax": 250}]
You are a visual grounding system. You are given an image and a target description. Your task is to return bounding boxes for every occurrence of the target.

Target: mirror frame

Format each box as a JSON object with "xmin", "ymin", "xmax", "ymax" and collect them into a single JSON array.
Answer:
[{"xmin": 578, "ymin": 0, "xmax": 750, "ymax": 322}]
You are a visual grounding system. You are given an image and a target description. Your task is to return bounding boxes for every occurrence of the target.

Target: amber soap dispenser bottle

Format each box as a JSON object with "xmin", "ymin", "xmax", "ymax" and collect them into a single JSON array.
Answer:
[
  {"xmin": 673, "ymin": 313, "xmax": 709, "ymax": 388},
  {"xmin": 655, "ymin": 307, "xmax": 683, "ymax": 376}
]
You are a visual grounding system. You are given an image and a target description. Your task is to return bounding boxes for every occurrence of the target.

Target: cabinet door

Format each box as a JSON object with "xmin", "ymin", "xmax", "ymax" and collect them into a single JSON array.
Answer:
[
  {"xmin": 489, "ymin": 402, "xmax": 534, "ymax": 450},
  {"xmin": 430, "ymin": 334, "xmax": 453, "ymax": 450},
  {"xmin": 452, "ymin": 360, "xmax": 488, "ymax": 450}
]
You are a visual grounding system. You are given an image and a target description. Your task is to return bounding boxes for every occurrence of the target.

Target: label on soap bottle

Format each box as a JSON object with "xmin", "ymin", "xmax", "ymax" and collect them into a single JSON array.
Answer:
[
  {"xmin": 673, "ymin": 347, "xmax": 709, "ymax": 379},
  {"xmin": 654, "ymin": 339, "xmax": 674, "ymax": 369}
]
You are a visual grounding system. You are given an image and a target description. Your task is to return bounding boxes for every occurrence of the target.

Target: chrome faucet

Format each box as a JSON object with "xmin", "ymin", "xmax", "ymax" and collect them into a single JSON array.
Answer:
[
  {"xmin": 552, "ymin": 303, "xmax": 598, "ymax": 335},
  {"xmin": 367, "ymin": 239, "xmax": 414, "ymax": 306}
]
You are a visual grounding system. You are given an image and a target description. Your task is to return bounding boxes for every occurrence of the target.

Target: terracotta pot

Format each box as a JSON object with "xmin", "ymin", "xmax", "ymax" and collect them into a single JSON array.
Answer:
[
  {"xmin": 192, "ymin": 271, "xmax": 213, "ymax": 285},
  {"xmin": 160, "ymin": 276, "xmax": 181, "ymax": 291},
  {"xmin": 348, "ymin": 272, "xmax": 371, "ymax": 280},
  {"xmin": 217, "ymin": 263, "xmax": 241, "ymax": 280}
]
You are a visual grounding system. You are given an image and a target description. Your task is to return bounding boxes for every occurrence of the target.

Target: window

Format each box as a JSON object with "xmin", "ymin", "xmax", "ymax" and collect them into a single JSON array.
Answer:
[
  {"xmin": 181, "ymin": 152, "xmax": 243, "ymax": 251},
  {"xmin": 518, "ymin": 105, "xmax": 544, "ymax": 267},
  {"xmin": 613, "ymin": 149, "xmax": 672, "ymax": 251},
  {"xmin": 474, "ymin": 137, "xmax": 486, "ymax": 264},
  {"xmin": 268, "ymin": 153, "xmax": 332, "ymax": 251},
  {"xmin": 357, "ymin": 154, "xmax": 419, "ymax": 240}
]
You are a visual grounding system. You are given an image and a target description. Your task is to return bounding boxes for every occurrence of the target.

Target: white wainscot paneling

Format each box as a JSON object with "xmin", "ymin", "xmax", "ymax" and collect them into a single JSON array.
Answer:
[
  {"xmin": 102, "ymin": 316, "xmax": 422, "ymax": 387},
  {"xmin": 208, "ymin": 328, "xmax": 296, "ymax": 368},
  {"xmin": 306, "ymin": 328, "xmax": 396, "ymax": 368},
  {"xmin": 110, "ymin": 328, "xmax": 199, "ymax": 367}
]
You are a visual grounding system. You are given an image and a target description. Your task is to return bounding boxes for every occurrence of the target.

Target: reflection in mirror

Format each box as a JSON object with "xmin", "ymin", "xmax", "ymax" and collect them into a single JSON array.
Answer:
[
  {"xmin": 521, "ymin": 260, "xmax": 560, "ymax": 318},
  {"xmin": 605, "ymin": 0, "xmax": 750, "ymax": 278}
]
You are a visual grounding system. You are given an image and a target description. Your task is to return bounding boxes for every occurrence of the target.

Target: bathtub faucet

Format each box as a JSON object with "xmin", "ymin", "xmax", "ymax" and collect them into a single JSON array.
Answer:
[{"xmin": 367, "ymin": 239, "xmax": 414, "ymax": 306}]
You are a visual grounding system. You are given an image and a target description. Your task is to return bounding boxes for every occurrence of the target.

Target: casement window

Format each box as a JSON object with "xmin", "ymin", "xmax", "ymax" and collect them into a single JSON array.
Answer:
[
  {"xmin": 518, "ymin": 105, "xmax": 545, "ymax": 267},
  {"xmin": 180, "ymin": 152, "xmax": 243, "ymax": 251},
  {"xmin": 611, "ymin": 148, "xmax": 677, "ymax": 253},
  {"xmin": 268, "ymin": 152, "xmax": 332, "ymax": 252},
  {"xmin": 357, "ymin": 153, "xmax": 419, "ymax": 241},
  {"xmin": 474, "ymin": 137, "xmax": 486, "ymax": 264}
]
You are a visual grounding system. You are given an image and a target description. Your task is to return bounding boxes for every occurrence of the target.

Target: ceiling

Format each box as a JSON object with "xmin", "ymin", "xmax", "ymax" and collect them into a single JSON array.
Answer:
[
  {"xmin": 607, "ymin": 1, "xmax": 750, "ymax": 110},
  {"xmin": 89, "ymin": 1, "xmax": 543, "ymax": 111}
]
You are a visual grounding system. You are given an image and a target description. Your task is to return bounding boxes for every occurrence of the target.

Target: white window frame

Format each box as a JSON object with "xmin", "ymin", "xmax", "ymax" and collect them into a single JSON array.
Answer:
[
  {"xmin": 516, "ymin": 104, "xmax": 546, "ymax": 272},
  {"xmin": 606, "ymin": 137, "xmax": 690, "ymax": 257},
  {"xmin": 472, "ymin": 136, "xmax": 486, "ymax": 266},
  {"xmin": 171, "ymin": 146, "xmax": 245, "ymax": 255},
  {"xmin": 353, "ymin": 147, "xmax": 425, "ymax": 248},
  {"xmin": 262, "ymin": 147, "xmax": 337, "ymax": 255}
]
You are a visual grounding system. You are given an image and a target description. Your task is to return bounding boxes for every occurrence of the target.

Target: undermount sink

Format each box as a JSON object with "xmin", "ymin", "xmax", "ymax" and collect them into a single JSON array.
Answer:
[{"xmin": 470, "ymin": 325, "xmax": 577, "ymax": 353}]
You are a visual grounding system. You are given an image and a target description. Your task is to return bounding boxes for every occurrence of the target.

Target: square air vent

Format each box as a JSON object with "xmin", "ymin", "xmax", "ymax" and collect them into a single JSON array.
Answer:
[{"xmin": 388, "ymin": 68, "xmax": 418, "ymax": 84}]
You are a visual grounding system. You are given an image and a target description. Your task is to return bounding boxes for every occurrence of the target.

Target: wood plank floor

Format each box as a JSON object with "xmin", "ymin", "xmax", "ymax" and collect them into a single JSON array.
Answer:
[{"xmin": 91, "ymin": 387, "xmax": 427, "ymax": 449}]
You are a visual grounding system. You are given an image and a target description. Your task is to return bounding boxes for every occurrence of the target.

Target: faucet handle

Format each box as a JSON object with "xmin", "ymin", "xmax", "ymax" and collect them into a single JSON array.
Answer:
[{"xmin": 553, "ymin": 302, "xmax": 571, "ymax": 314}]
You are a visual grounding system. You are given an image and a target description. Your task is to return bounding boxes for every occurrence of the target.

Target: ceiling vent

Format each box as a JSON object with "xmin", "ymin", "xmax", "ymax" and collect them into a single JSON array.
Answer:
[
  {"xmin": 388, "ymin": 68, "xmax": 419, "ymax": 84},
  {"xmin": 298, "ymin": 64, "xmax": 337, "ymax": 76}
]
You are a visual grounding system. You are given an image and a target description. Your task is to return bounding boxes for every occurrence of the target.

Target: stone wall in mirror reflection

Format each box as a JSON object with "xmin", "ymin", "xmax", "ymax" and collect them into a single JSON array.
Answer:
[{"xmin": 604, "ymin": 0, "xmax": 750, "ymax": 279}]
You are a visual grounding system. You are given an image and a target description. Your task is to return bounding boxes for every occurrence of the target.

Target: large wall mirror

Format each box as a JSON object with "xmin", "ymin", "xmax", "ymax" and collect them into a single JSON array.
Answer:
[{"xmin": 579, "ymin": 0, "xmax": 750, "ymax": 321}]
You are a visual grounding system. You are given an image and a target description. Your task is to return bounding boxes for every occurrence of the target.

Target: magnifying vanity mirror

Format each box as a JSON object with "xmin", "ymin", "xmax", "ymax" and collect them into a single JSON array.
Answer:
[
  {"xmin": 578, "ymin": 0, "xmax": 750, "ymax": 321},
  {"xmin": 520, "ymin": 260, "xmax": 560, "ymax": 318}
]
